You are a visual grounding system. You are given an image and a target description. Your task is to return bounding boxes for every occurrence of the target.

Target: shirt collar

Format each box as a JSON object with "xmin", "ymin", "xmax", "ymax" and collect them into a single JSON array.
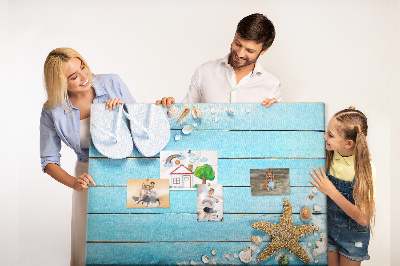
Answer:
[
  {"xmin": 221, "ymin": 54, "xmax": 262, "ymax": 75},
  {"xmin": 333, "ymin": 150, "xmax": 354, "ymax": 166}
]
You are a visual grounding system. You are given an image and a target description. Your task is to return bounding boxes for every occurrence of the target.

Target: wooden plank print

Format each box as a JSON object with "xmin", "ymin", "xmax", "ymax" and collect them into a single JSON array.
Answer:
[{"xmin": 87, "ymin": 103, "xmax": 327, "ymax": 265}]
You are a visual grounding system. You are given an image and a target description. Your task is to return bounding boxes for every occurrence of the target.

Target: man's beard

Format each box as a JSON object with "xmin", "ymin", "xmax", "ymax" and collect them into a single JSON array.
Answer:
[{"xmin": 228, "ymin": 50, "xmax": 261, "ymax": 68}]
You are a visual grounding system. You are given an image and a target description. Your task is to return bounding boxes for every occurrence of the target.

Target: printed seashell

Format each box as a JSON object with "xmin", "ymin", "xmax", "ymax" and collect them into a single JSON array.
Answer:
[
  {"xmin": 177, "ymin": 106, "xmax": 191, "ymax": 123},
  {"xmin": 300, "ymin": 207, "xmax": 312, "ymax": 220},
  {"xmin": 309, "ymin": 195, "xmax": 314, "ymax": 199},
  {"xmin": 224, "ymin": 253, "xmax": 231, "ymax": 258},
  {"xmin": 192, "ymin": 105, "xmax": 203, "ymax": 118},
  {"xmin": 226, "ymin": 108, "xmax": 235, "ymax": 114},
  {"xmin": 251, "ymin": 235, "xmax": 262, "ymax": 245},
  {"xmin": 167, "ymin": 106, "xmax": 178, "ymax": 118},
  {"xmin": 193, "ymin": 122, "xmax": 197, "ymax": 127},
  {"xmin": 211, "ymin": 262, "xmax": 216, "ymax": 265},
  {"xmin": 182, "ymin": 125, "xmax": 193, "ymax": 135},
  {"xmin": 314, "ymin": 205, "xmax": 322, "ymax": 212},
  {"xmin": 201, "ymin": 255, "xmax": 210, "ymax": 264},
  {"xmin": 312, "ymin": 187, "xmax": 318, "ymax": 194},
  {"xmin": 174, "ymin": 134, "xmax": 181, "ymax": 141},
  {"xmin": 190, "ymin": 260, "xmax": 196, "ymax": 265},
  {"xmin": 239, "ymin": 247, "xmax": 253, "ymax": 263},
  {"xmin": 214, "ymin": 116, "xmax": 219, "ymax": 123},
  {"xmin": 233, "ymin": 253, "xmax": 238, "ymax": 258},
  {"xmin": 211, "ymin": 250, "xmax": 216, "ymax": 256},
  {"xmin": 278, "ymin": 254, "xmax": 289, "ymax": 266}
]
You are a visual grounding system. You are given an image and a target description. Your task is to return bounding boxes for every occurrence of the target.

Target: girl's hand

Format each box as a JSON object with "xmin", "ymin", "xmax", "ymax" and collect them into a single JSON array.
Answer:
[
  {"xmin": 309, "ymin": 166, "xmax": 338, "ymax": 197},
  {"xmin": 156, "ymin": 97, "xmax": 175, "ymax": 107},
  {"xmin": 106, "ymin": 98, "xmax": 123, "ymax": 110},
  {"xmin": 74, "ymin": 173, "xmax": 96, "ymax": 192}
]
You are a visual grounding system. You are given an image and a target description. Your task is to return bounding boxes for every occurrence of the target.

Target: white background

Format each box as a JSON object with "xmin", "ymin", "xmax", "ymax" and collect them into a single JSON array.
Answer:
[{"xmin": 1, "ymin": 0, "xmax": 399, "ymax": 265}]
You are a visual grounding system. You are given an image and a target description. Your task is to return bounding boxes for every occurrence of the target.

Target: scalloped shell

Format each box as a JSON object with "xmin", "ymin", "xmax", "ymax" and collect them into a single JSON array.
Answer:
[
  {"xmin": 201, "ymin": 255, "xmax": 210, "ymax": 263},
  {"xmin": 182, "ymin": 125, "xmax": 193, "ymax": 135},
  {"xmin": 167, "ymin": 106, "xmax": 179, "ymax": 118},
  {"xmin": 239, "ymin": 247, "xmax": 253, "ymax": 263},
  {"xmin": 300, "ymin": 207, "xmax": 312, "ymax": 220},
  {"xmin": 192, "ymin": 105, "xmax": 203, "ymax": 118},
  {"xmin": 251, "ymin": 235, "xmax": 262, "ymax": 244}
]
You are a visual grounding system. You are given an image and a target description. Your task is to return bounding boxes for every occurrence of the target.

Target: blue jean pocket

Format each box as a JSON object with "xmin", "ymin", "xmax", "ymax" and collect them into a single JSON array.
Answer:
[{"xmin": 350, "ymin": 221, "xmax": 369, "ymax": 234}]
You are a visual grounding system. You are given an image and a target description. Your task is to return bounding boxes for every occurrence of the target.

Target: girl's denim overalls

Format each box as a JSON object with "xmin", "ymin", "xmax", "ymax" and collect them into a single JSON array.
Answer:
[{"xmin": 327, "ymin": 173, "xmax": 370, "ymax": 261}]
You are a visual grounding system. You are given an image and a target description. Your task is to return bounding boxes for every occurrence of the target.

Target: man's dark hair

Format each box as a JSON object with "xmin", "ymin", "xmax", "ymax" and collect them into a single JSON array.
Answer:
[
  {"xmin": 236, "ymin": 13, "xmax": 275, "ymax": 51},
  {"xmin": 150, "ymin": 181, "xmax": 155, "ymax": 185}
]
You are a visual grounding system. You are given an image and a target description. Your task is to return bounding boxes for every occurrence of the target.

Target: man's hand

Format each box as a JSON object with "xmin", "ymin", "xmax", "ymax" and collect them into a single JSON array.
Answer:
[
  {"xmin": 156, "ymin": 97, "xmax": 175, "ymax": 107},
  {"xmin": 261, "ymin": 98, "xmax": 278, "ymax": 108}
]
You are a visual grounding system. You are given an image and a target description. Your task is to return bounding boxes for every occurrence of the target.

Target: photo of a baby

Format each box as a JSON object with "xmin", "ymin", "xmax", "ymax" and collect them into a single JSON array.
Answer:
[
  {"xmin": 197, "ymin": 184, "xmax": 223, "ymax": 221},
  {"xmin": 127, "ymin": 179, "xmax": 170, "ymax": 208}
]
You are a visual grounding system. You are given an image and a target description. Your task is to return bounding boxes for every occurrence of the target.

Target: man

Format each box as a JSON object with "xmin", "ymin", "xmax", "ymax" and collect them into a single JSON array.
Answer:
[
  {"xmin": 149, "ymin": 181, "xmax": 161, "ymax": 206},
  {"xmin": 157, "ymin": 13, "xmax": 281, "ymax": 107}
]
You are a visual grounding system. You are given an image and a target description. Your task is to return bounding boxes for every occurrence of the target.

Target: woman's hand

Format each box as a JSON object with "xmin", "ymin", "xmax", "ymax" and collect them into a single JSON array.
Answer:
[
  {"xmin": 261, "ymin": 98, "xmax": 278, "ymax": 108},
  {"xmin": 156, "ymin": 97, "xmax": 175, "ymax": 107},
  {"xmin": 74, "ymin": 173, "xmax": 96, "ymax": 192},
  {"xmin": 106, "ymin": 98, "xmax": 123, "ymax": 110},
  {"xmin": 309, "ymin": 166, "xmax": 338, "ymax": 197}
]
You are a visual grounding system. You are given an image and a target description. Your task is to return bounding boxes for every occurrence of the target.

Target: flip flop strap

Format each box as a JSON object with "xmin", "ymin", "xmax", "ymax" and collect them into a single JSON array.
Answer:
[
  {"xmin": 90, "ymin": 106, "xmax": 124, "ymax": 142},
  {"xmin": 123, "ymin": 108, "xmax": 149, "ymax": 137}
]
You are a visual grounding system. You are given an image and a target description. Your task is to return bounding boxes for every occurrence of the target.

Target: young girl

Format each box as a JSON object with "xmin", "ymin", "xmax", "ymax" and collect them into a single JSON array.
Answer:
[{"xmin": 310, "ymin": 106, "xmax": 376, "ymax": 266}]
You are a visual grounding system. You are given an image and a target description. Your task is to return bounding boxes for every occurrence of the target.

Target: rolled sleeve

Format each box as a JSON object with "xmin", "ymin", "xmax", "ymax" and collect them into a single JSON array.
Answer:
[
  {"xmin": 270, "ymin": 82, "xmax": 282, "ymax": 102},
  {"xmin": 113, "ymin": 74, "xmax": 136, "ymax": 104},
  {"xmin": 40, "ymin": 108, "xmax": 61, "ymax": 172},
  {"xmin": 182, "ymin": 68, "xmax": 202, "ymax": 103}
]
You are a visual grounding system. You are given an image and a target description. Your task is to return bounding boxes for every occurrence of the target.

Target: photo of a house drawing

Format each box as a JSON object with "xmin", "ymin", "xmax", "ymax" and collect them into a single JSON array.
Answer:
[{"xmin": 160, "ymin": 151, "xmax": 218, "ymax": 190}]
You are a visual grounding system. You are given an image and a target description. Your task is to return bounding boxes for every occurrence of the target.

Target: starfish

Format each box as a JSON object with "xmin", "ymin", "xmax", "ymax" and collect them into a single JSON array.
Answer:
[{"xmin": 252, "ymin": 199, "xmax": 319, "ymax": 264}]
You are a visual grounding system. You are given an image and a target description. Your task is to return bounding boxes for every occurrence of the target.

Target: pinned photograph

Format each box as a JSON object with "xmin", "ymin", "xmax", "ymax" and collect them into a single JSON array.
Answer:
[
  {"xmin": 127, "ymin": 179, "xmax": 170, "ymax": 208},
  {"xmin": 197, "ymin": 184, "xmax": 223, "ymax": 222},
  {"xmin": 250, "ymin": 168, "xmax": 290, "ymax": 196},
  {"xmin": 160, "ymin": 150, "xmax": 218, "ymax": 190}
]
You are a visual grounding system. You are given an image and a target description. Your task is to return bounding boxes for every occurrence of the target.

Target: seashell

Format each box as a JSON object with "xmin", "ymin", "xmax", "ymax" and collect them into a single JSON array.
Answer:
[
  {"xmin": 315, "ymin": 260, "xmax": 319, "ymax": 264},
  {"xmin": 210, "ymin": 107, "xmax": 217, "ymax": 114},
  {"xmin": 190, "ymin": 260, "xmax": 196, "ymax": 265},
  {"xmin": 278, "ymin": 254, "xmax": 289, "ymax": 266},
  {"xmin": 214, "ymin": 116, "xmax": 219, "ymax": 122},
  {"xmin": 312, "ymin": 233, "xmax": 327, "ymax": 256},
  {"xmin": 211, "ymin": 250, "xmax": 216, "ymax": 256},
  {"xmin": 233, "ymin": 253, "xmax": 238, "ymax": 258},
  {"xmin": 211, "ymin": 262, "xmax": 216, "ymax": 265},
  {"xmin": 167, "ymin": 106, "xmax": 178, "ymax": 118},
  {"xmin": 174, "ymin": 134, "xmax": 181, "ymax": 141},
  {"xmin": 193, "ymin": 122, "xmax": 197, "ymax": 127},
  {"xmin": 245, "ymin": 109, "xmax": 250, "ymax": 113},
  {"xmin": 254, "ymin": 248, "xmax": 260, "ymax": 253},
  {"xmin": 224, "ymin": 253, "xmax": 231, "ymax": 258},
  {"xmin": 192, "ymin": 105, "xmax": 203, "ymax": 118},
  {"xmin": 182, "ymin": 125, "xmax": 193, "ymax": 135},
  {"xmin": 239, "ymin": 247, "xmax": 253, "ymax": 263},
  {"xmin": 307, "ymin": 242, "xmax": 312, "ymax": 247},
  {"xmin": 312, "ymin": 187, "xmax": 318, "ymax": 194},
  {"xmin": 251, "ymin": 235, "xmax": 262, "ymax": 245},
  {"xmin": 202, "ymin": 255, "xmax": 210, "ymax": 264},
  {"xmin": 300, "ymin": 207, "xmax": 312, "ymax": 220},
  {"xmin": 314, "ymin": 204, "xmax": 322, "ymax": 212},
  {"xmin": 177, "ymin": 106, "xmax": 191, "ymax": 123},
  {"xmin": 226, "ymin": 108, "xmax": 235, "ymax": 114},
  {"xmin": 309, "ymin": 195, "xmax": 314, "ymax": 199}
]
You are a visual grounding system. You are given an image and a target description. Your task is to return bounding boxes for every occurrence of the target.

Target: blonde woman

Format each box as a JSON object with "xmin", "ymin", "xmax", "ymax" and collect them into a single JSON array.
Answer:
[{"xmin": 40, "ymin": 47, "xmax": 136, "ymax": 266}]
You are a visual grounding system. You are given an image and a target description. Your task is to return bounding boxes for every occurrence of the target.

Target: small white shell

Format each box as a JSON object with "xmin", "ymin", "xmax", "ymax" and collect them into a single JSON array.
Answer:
[
  {"xmin": 233, "ymin": 253, "xmax": 238, "ymax": 258},
  {"xmin": 214, "ymin": 116, "xmax": 219, "ymax": 123},
  {"xmin": 167, "ymin": 106, "xmax": 179, "ymax": 118},
  {"xmin": 201, "ymin": 255, "xmax": 210, "ymax": 264},
  {"xmin": 193, "ymin": 122, "xmax": 197, "ymax": 127},
  {"xmin": 174, "ymin": 134, "xmax": 181, "ymax": 141},
  {"xmin": 224, "ymin": 253, "xmax": 231, "ymax": 258},
  {"xmin": 182, "ymin": 125, "xmax": 193, "ymax": 135},
  {"xmin": 312, "ymin": 187, "xmax": 318, "ymax": 194},
  {"xmin": 245, "ymin": 109, "xmax": 250, "ymax": 113},
  {"xmin": 314, "ymin": 204, "xmax": 322, "ymax": 212},
  {"xmin": 211, "ymin": 261, "xmax": 216, "ymax": 265},
  {"xmin": 251, "ymin": 235, "xmax": 262, "ymax": 245},
  {"xmin": 210, "ymin": 107, "xmax": 217, "ymax": 114},
  {"xmin": 190, "ymin": 260, "xmax": 196, "ymax": 265},
  {"xmin": 226, "ymin": 108, "xmax": 235, "ymax": 114},
  {"xmin": 192, "ymin": 105, "xmax": 203, "ymax": 118},
  {"xmin": 211, "ymin": 250, "xmax": 216, "ymax": 256},
  {"xmin": 239, "ymin": 247, "xmax": 253, "ymax": 263}
]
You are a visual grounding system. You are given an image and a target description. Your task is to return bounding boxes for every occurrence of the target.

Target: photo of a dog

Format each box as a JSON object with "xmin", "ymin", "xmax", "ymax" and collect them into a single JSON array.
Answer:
[{"xmin": 250, "ymin": 168, "xmax": 290, "ymax": 196}]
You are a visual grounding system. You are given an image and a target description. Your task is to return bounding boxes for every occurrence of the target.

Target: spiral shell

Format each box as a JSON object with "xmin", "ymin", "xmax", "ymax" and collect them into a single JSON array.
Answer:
[{"xmin": 192, "ymin": 105, "xmax": 203, "ymax": 118}]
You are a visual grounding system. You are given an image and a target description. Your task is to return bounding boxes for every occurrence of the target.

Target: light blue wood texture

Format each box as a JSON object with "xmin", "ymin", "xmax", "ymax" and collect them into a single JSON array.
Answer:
[{"xmin": 87, "ymin": 103, "xmax": 327, "ymax": 265}]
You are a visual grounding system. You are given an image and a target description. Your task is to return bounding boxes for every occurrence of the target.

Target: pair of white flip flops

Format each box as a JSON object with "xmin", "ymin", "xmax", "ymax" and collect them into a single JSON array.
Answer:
[{"xmin": 90, "ymin": 103, "xmax": 170, "ymax": 159}]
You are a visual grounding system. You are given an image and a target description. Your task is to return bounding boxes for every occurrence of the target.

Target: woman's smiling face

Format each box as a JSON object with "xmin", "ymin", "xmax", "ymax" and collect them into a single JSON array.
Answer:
[{"xmin": 65, "ymin": 57, "xmax": 91, "ymax": 92}]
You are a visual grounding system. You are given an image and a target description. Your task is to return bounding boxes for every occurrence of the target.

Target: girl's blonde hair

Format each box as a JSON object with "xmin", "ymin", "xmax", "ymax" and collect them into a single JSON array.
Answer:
[
  {"xmin": 327, "ymin": 106, "xmax": 375, "ymax": 228},
  {"xmin": 43, "ymin": 47, "xmax": 93, "ymax": 111}
]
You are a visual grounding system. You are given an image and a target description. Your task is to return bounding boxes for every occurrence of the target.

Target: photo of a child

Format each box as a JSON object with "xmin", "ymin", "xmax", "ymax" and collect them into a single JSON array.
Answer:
[{"xmin": 197, "ymin": 184, "xmax": 223, "ymax": 221}]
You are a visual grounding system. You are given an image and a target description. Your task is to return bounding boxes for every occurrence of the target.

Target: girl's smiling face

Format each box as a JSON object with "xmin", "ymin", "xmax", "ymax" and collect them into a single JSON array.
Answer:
[
  {"xmin": 65, "ymin": 57, "xmax": 91, "ymax": 93},
  {"xmin": 324, "ymin": 118, "xmax": 354, "ymax": 156}
]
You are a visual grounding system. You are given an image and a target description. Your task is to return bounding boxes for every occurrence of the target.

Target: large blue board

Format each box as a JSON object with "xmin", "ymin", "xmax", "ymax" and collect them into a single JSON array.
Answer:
[{"xmin": 87, "ymin": 103, "xmax": 327, "ymax": 265}]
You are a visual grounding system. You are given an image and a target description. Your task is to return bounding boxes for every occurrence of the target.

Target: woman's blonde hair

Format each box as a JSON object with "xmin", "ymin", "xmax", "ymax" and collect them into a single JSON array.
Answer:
[
  {"xmin": 43, "ymin": 47, "xmax": 93, "ymax": 111},
  {"xmin": 327, "ymin": 106, "xmax": 375, "ymax": 229}
]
